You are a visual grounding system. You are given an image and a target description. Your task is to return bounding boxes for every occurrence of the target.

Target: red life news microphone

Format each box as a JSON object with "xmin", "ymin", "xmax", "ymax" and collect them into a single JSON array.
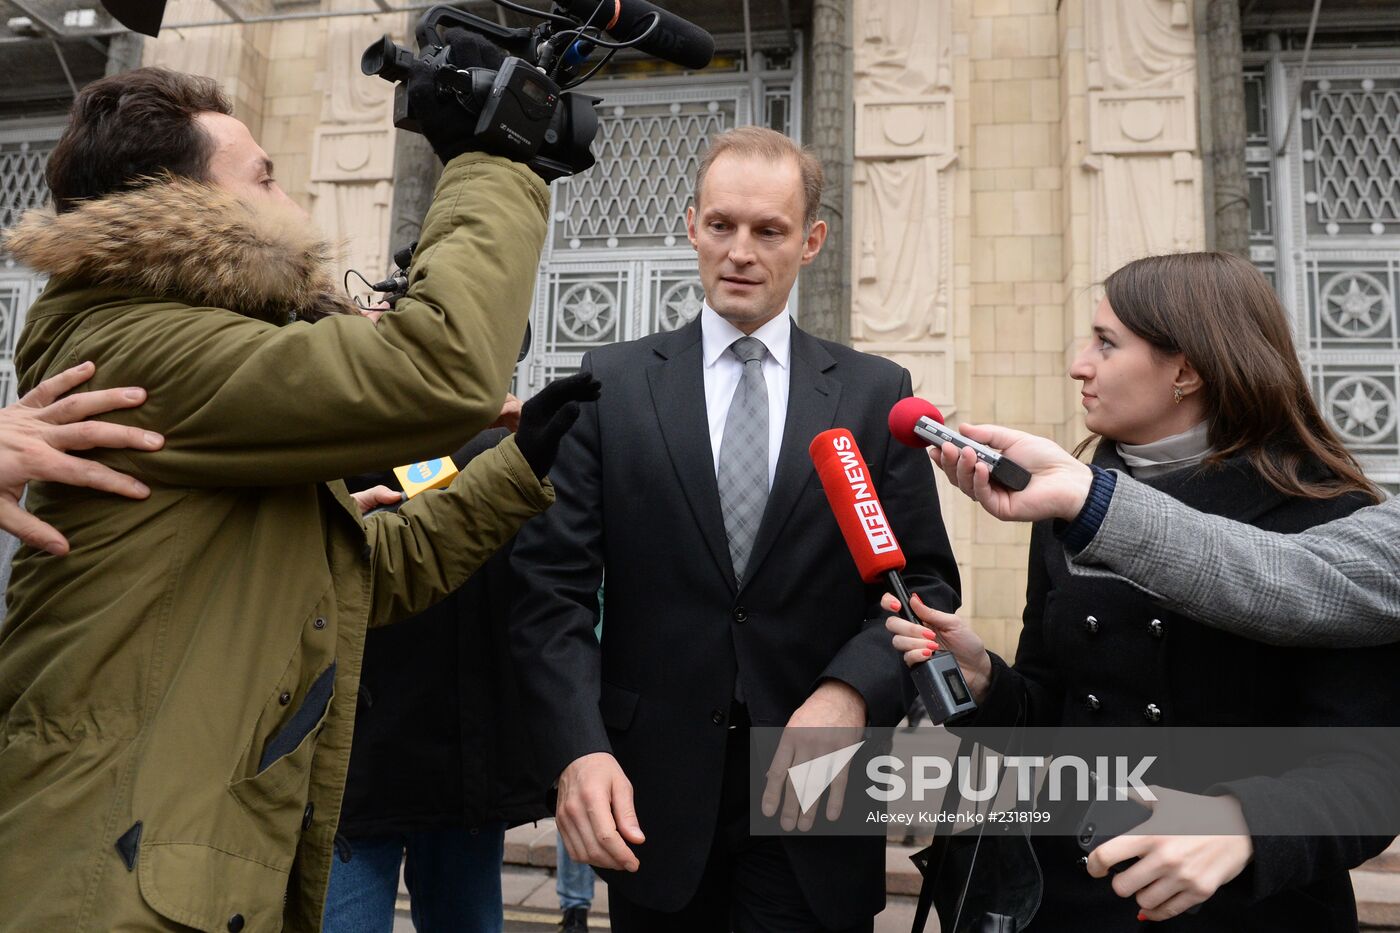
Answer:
[
  {"xmin": 888, "ymin": 397, "xmax": 1031, "ymax": 491},
  {"xmin": 808, "ymin": 428, "xmax": 977, "ymax": 724}
]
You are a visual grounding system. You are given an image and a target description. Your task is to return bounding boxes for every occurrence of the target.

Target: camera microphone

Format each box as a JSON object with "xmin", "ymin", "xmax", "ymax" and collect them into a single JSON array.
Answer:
[
  {"xmin": 553, "ymin": 0, "xmax": 715, "ymax": 70},
  {"xmin": 809, "ymin": 428, "xmax": 977, "ymax": 724},
  {"xmin": 889, "ymin": 397, "xmax": 1031, "ymax": 491}
]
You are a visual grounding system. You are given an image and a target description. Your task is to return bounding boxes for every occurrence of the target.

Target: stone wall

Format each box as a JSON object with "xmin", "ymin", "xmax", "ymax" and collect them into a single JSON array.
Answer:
[{"xmin": 851, "ymin": 0, "xmax": 1203, "ymax": 657}]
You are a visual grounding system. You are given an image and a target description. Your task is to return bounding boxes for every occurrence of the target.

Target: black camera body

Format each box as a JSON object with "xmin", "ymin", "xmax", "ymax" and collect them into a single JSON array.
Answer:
[{"xmin": 361, "ymin": 5, "xmax": 600, "ymax": 181}]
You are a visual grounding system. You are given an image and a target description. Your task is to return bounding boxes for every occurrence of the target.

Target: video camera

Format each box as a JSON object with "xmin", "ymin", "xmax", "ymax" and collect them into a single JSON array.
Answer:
[{"xmin": 362, "ymin": 0, "xmax": 715, "ymax": 182}]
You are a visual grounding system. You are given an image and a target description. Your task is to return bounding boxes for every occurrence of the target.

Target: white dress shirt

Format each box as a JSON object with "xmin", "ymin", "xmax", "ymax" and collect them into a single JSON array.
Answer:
[{"xmin": 701, "ymin": 302, "xmax": 791, "ymax": 488}]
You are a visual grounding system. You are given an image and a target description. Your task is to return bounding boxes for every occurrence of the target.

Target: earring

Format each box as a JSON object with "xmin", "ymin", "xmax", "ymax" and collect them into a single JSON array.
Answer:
[{"xmin": 1172, "ymin": 386, "xmax": 1184, "ymax": 404}]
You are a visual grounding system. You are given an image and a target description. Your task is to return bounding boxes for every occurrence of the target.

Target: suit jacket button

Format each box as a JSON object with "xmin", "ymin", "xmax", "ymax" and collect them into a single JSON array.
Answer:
[
  {"xmin": 1084, "ymin": 694, "xmax": 1101, "ymax": 712},
  {"xmin": 711, "ymin": 708, "xmax": 725, "ymax": 725},
  {"xmin": 313, "ymin": 617, "xmax": 327, "ymax": 630},
  {"xmin": 1144, "ymin": 703, "xmax": 1162, "ymax": 723},
  {"xmin": 732, "ymin": 607, "xmax": 749, "ymax": 625},
  {"xmin": 1083, "ymin": 615, "xmax": 1099, "ymax": 635},
  {"xmin": 279, "ymin": 691, "xmax": 292, "ymax": 706},
  {"xmin": 1148, "ymin": 619, "xmax": 1164, "ymax": 638},
  {"xmin": 227, "ymin": 915, "xmax": 245, "ymax": 932}
]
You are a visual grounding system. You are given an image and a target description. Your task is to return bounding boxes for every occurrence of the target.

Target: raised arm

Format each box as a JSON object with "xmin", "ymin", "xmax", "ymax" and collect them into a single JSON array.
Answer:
[{"xmin": 929, "ymin": 423, "xmax": 1400, "ymax": 648}]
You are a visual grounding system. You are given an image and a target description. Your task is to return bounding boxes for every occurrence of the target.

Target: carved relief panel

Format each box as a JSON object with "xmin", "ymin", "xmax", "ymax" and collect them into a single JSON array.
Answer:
[
  {"xmin": 308, "ymin": 1, "xmax": 399, "ymax": 290},
  {"xmin": 1082, "ymin": 0, "xmax": 1204, "ymax": 281},
  {"xmin": 851, "ymin": 0, "xmax": 955, "ymax": 408}
]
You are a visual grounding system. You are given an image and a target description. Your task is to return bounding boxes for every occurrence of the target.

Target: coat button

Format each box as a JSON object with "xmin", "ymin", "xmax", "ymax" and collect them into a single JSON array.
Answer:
[
  {"xmin": 313, "ymin": 617, "xmax": 327, "ymax": 630},
  {"xmin": 732, "ymin": 606, "xmax": 749, "ymax": 624},
  {"xmin": 1148, "ymin": 619, "xmax": 1165, "ymax": 638},
  {"xmin": 302, "ymin": 803, "xmax": 314, "ymax": 830},
  {"xmin": 1083, "ymin": 615, "xmax": 1099, "ymax": 635},
  {"xmin": 227, "ymin": 915, "xmax": 245, "ymax": 932},
  {"xmin": 1144, "ymin": 703, "xmax": 1162, "ymax": 723},
  {"xmin": 279, "ymin": 691, "xmax": 292, "ymax": 706},
  {"xmin": 711, "ymin": 708, "xmax": 725, "ymax": 725},
  {"xmin": 1084, "ymin": 694, "xmax": 1101, "ymax": 712}
]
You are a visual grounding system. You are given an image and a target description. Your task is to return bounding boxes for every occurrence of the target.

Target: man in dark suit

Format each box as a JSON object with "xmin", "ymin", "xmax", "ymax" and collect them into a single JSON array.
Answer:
[{"xmin": 510, "ymin": 126, "xmax": 961, "ymax": 932}]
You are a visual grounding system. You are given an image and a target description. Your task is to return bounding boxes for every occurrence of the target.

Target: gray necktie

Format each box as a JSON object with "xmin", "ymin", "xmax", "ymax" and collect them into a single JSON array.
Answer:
[{"xmin": 717, "ymin": 336, "xmax": 770, "ymax": 586}]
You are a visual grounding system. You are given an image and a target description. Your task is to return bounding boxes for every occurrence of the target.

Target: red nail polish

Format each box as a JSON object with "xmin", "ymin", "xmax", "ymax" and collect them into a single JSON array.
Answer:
[
  {"xmin": 922, "ymin": 628, "xmax": 936, "ymax": 640},
  {"xmin": 1137, "ymin": 911, "xmax": 1148, "ymax": 923},
  {"xmin": 922, "ymin": 648, "xmax": 933, "ymax": 657}
]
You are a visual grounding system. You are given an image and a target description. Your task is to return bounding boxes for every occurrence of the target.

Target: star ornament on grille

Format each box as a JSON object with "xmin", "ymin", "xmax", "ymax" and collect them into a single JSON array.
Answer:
[
  {"xmin": 1333, "ymin": 381, "xmax": 1389, "ymax": 434},
  {"xmin": 1331, "ymin": 280, "xmax": 1384, "ymax": 328}
]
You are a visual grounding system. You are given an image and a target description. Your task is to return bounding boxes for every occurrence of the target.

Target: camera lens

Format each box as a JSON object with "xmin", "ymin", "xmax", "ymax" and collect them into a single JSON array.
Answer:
[{"xmin": 1078, "ymin": 823, "xmax": 1095, "ymax": 847}]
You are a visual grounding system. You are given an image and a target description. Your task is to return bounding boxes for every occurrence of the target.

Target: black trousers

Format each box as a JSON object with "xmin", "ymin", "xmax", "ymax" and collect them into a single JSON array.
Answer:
[{"xmin": 608, "ymin": 709, "xmax": 876, "ymax": 933}]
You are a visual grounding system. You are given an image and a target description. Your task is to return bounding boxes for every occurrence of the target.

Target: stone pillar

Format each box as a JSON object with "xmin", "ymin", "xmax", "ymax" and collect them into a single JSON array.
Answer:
[
  {"xmin": 141, "ymin": 0, "xmax": 271, "ymax": 138},
  {"xmin": 1203, "ymin": 0, "xmax": 1249, "ymax": 256},
  {"xmin": 105, "ymin": 33, "xmax": 143, "ymax": 75},
  {"xmin": 804, "ymin": 0, "xmax": 852, "ymax": 345},
  {"xmin": 960, "ymin": 0, "xmax": 1065, "ymax": 655},
  {"xmin": 389, "ymin": 132, "xmax": 442, "ymax": 255}
]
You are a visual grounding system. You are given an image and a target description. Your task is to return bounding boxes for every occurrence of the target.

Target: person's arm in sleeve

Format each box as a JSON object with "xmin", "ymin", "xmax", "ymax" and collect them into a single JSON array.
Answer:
[
  {"xmin": 820, "ymin": 370, "xmax": 962, "ymax": 727},
  {"xmin": 507, "ymin": 380, "xmax": 609, "ymax": 780},
  {"xmin": 362, "ymin": 432, "xmax": 553, "ymax": 628},
  {"xmin": 1068, "ymin": 471, "xmax": 1400, "ymax": 648},
  {"xmin": 77, "ymin": 153, "xmax": 550, "ymax": 487}
]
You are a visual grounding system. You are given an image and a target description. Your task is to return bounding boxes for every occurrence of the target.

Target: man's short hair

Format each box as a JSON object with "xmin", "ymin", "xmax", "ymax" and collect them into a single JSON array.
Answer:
[
  {"xmin": 693, "ymin": 126, "xmax": 824, "ymax": 229},
  {"xmin": 46, "ymin": 67, "xmax": 232, "ymax": 214}
]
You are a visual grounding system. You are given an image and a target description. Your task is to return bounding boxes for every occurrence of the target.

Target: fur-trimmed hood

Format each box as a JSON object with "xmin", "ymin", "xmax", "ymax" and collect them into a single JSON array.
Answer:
[{"xmin": 2, "ymin": 178, "xmax": 358, "ymax": 323}]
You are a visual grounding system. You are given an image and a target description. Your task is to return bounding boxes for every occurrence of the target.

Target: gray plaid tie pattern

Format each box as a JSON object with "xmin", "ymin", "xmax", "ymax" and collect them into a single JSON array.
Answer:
[{"xmin": 717, "ymin": 335, "xmax": 770, "ymax": 585}]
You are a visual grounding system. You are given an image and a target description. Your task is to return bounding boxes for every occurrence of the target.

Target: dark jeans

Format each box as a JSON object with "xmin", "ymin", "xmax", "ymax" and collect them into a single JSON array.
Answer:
[
  {"xmin": 608, "ymin": 712, "xmax": 875, "ymax": 933},
  {"xmin": 322, "ymin": 824, "xmax": 507, "ymax": 933}
]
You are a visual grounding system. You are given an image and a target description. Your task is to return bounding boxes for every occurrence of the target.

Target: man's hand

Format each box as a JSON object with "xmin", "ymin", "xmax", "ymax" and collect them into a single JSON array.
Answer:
[
  {"xmin": 930, "ymin": 424, "xmax": 1093, "ymax": 523},
  {"xmin": 0, "ymin": 360, "xmax": 163, "ymax": 555},
  {"xmin": 490, "ymin": 393, "xmax": 523, "ymax": 433},
  {"xmin": 555, "ymin": 752, "xmax": 645, "ymax": 872},
  {"xmin": 516, "ymin": 373, "xmax": 601, "ymax": 479},
  {"xmin": 1086, "ymin": 788, "xmax": 1253, "ymax": 922},
  {"xmin": 762, "ymin": 680, "xmax": 867, "ymax": 832},
  {"xmin": 352, "ymin": 485, "xmax": 403, "ymax": 516}
]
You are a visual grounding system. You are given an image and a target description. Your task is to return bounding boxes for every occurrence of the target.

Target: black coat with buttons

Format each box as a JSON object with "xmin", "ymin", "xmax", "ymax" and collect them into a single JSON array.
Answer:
[
  {"xmin": 336, "ymin": 428, "xmax": 552, "ymax": 839},
  {"xmin": 973, "ymin": 444, "xmax": 1400, "ymax": 933}
]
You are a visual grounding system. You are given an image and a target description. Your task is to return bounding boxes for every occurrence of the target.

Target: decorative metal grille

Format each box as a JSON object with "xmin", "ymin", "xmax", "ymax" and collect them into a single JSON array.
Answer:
[
  {"xmin": 1249, "ymin": 58, "xmax": 1400, "ymax": 489},
  {"xmin": 551, "ymin": 88, "xmax": 746, "ymax": 252},
  {"xmin": 0, "ymin": 138, "xmax": 55, "ymax": 232},
  {"xmin": 1300, "ymin": 78, "xmax": 1400, "ymax": 237},
  {"xmin": 1, "ymin": 124, "xmax": 62, "ymax": 407},
  {"xmin": 517, "ymin": 49, "xmax": 802, "ymax": 397}
]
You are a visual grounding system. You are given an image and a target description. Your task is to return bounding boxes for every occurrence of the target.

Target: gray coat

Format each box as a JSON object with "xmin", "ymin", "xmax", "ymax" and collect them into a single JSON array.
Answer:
[{"xmin": 1069, "ymin": 473, "xmax": 1400, "ymax": 648}]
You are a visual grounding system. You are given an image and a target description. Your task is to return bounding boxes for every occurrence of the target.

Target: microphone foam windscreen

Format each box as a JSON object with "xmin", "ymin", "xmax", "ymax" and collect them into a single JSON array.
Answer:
[
  {"xmin": 888, "ymin": 396, "xmax": 945, "ymax": 448},
  {"xmin": 809, "ymin": 428, "xmax": 906, "ymax": 583}
]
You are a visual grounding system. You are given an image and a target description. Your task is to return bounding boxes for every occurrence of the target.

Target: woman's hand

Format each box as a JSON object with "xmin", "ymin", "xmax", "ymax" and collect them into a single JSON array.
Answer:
[
  {"xmin": 930, "ymin": 424, "xmax": 1093, "ymax": 523},
  {"xmin": 1085, "ymin": 788, "xmax": 1253, "ymax": 922},
  {"xmin": 882, "ymin": 592, "xmax": 994, "ymax": 705}
]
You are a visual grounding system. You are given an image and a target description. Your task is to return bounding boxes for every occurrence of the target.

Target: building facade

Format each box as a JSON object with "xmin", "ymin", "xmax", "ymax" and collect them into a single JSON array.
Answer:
[{"xmin": 0, "ymin": 0, "xmax": 1397, "ymax": 655}]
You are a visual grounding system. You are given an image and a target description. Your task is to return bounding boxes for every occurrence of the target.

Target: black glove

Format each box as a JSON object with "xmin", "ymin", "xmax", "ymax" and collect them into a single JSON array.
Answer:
[
  {"xmin": 407, "ymin": 28, "xmax": 506, "ymax": 165},
  {"xmin": 515, "ymin": 372, "xmax": 602, "ymax": 479}
]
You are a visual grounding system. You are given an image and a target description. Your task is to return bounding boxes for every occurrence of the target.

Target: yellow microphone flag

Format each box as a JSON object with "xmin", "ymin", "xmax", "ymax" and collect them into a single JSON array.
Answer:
[{"xmin": 393, "ymin": 457, "xmax": 459, "ymax": 499}]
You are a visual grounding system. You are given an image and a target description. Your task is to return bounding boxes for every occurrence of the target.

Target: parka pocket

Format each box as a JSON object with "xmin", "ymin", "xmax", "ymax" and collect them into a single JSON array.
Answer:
[{"xmin": 228, "ymin": 663, "xmax": 335, "ymax": 846}]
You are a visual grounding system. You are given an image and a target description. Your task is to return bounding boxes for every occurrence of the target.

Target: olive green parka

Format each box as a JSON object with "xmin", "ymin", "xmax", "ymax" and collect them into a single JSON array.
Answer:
[{"xmin": 0, "ymin": 153, "xmax": 553, "ymax": 931}]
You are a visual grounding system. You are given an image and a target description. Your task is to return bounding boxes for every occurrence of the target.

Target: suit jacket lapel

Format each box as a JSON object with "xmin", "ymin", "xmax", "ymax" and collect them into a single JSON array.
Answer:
[
  {"xmin": 646, "ymin": 320, "xmax": 738, "ymax": 593},
  {"xmin": 742, "ymin": 322, "xmax": 841, "ymax": 588}
]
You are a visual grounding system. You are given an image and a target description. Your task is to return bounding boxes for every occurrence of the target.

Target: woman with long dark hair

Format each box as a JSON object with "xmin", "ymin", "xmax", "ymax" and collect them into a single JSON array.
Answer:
[{"xmin": 888, "ymin": 252, "xmax": 1398, "ymax": 932}]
